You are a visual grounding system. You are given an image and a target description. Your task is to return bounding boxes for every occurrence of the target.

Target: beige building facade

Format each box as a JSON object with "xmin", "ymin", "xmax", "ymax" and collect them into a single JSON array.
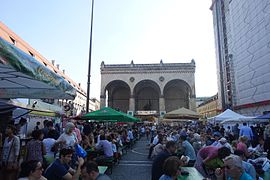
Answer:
[
  {"xmin": 0, "ymin": 22, "xmax": 99, "ymax": 114},
  {"xmin": 100, "ymin": 60, "xmax": 196, "ymax": 116},
  {"xmin": 197, "ymin": 94, "xmax": 219, "ymax": 118}
]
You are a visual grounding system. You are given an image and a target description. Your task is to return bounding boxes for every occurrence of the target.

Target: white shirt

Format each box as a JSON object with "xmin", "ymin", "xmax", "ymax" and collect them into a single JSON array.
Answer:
[
  {"xmin": 43, "ymin": 138, "xmax": 56, "ymax": 156},
  {"xmin": 152, "ymin": 135, "xmax": 159, "ymax": 145},
  {"xmin": 141, "ymin": 127, "xmax": 145, "ymax": 133},
  {"xmin": 57, "ymin": 133, "xmax": 77, "ymax": 148}
]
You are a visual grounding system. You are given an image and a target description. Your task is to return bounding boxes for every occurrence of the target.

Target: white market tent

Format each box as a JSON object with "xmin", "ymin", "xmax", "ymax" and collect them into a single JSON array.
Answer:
[
  {"xmin": 220, "ymin": 118, "xmax": 268, "ymax": 125},
  {"xmin": 208, "ymin": 109, "xmax": 249, "ymax": 124}
]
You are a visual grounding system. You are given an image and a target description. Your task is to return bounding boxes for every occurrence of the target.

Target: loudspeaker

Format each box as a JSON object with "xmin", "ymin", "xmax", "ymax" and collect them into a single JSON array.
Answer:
[
  {"xmin": 160, "ymin": 111, "xmax": 166, "ymax": 117},
  {"xmin": 127, "ymin": 111, "xmax": 134, "ymax": 116}
]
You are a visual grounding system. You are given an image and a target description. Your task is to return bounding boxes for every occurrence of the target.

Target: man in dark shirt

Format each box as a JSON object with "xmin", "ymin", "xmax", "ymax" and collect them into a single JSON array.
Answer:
[
  {"xmin": 81, "ymin": 161, "xmax": 111, "ymax": 180},
  {"xmin": 44, "ymin": 121, "xmax": 60, "ymax": 139},
  {"xmin": 45, "ymin": 148, "xmax": 84, "ymax": 180},
  {"xmin": 151, "ymin": 141, "xmax": 177, "ymax": 180}
]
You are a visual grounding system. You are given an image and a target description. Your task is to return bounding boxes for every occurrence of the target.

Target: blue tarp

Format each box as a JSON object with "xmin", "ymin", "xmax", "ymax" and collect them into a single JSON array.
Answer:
[{"xmin": 255, "ymin": 112, "xmax": 270, "ymax": 119}]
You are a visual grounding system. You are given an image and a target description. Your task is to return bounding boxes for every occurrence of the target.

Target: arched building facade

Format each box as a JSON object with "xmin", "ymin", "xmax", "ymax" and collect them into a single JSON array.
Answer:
[{"xmin": 100, "ymin": 60, "xmax": 196, "ymax": 116}]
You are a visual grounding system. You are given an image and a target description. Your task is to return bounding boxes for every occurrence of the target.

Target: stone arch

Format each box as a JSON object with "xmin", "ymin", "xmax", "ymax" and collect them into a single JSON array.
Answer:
[
  {"xmin": 104, "ymin": 80, "xmax": 131, "ymax": 113},
  {"xmin": 164, "ymin": 79, "xmax": 192, "ymax": 112},
  {"xmin": 134, "ymin": 80, "xmax": 161, "ymax": 112}
]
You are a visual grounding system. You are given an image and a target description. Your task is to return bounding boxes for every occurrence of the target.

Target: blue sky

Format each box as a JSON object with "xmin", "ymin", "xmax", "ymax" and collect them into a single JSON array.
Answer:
[{"xmin": 1, "ymin": 0, "xmax": 217, "ymax": 99}]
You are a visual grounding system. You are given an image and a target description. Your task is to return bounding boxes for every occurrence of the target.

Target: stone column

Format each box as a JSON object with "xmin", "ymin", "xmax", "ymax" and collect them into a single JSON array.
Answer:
[
  {"xmin": 100, "ymin": 95, "xmax": 106, "ymax": 108},
  {"xmin": 159, "ymin": 95, "xmax": 165, "ymax": 112},
  {"xmin": 189, "ymin": 94, "xmax": 196, "ymax": 112},
  {"xmin": 129, "ymin": 95, "xmax": 135, "ymax": 112}
]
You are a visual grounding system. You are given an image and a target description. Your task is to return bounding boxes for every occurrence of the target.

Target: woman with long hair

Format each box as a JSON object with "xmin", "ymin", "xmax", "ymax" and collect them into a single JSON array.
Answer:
[
  {"xmin": 25, "ymin": 130, "xmax": 46, "ymax": 163},
  {"xmin": 0, "ymin": 125, "xmax": 20, "ymax": 180}
]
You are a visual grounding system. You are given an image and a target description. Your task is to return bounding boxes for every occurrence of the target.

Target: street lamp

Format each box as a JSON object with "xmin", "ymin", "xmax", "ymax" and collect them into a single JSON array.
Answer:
[{"xmin": 86, "ymin": 0, "xmax": 95, "ymax": 113}]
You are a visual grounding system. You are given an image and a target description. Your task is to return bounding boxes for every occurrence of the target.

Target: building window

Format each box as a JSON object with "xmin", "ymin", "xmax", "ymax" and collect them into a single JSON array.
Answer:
[
  {"xmin": 9, "ymin": 36, "xmax": 16, "ymax": 45},
  {"xmin": 29, "ymin": 51, "xmax": 34, "ymax": 57}
]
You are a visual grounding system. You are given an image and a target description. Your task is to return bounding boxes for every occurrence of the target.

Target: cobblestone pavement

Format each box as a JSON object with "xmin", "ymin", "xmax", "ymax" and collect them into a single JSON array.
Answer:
[{"xmin": 109, "ymin": 136, "xmax": 152, "ymax": 180}]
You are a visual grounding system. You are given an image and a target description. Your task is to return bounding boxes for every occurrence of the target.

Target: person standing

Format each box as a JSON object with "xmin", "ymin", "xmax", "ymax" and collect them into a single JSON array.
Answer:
[
  {"xmin": 73, "ymin": 122, "xmax": 82, "ymax": 143},
  {"xmin": 140, "ymin": 126, "xmax": 145, "ymax": 137},
  {"xmin": 0, "ymin": 125, "xmax": 20, "ymax": 180},
  {"xmin": 35, "ymin": 122, "xmax": 41, "ymax": 130},
  {"xmin": 232, "ymin": 123, "xmax": 240, "ymax": 140},
  {"xmin": 45, "ymin": 121, "xmax": 60, "ymax": 140},
  {"xmin": 17, "ymin": 117, "xmax": 27, "ymax": 138},
  {"xmin": 225, "ymin": 126, "xmax": 232, "ymax": 138},
  {"xmin": 25, "ymin": 130, "xmax": 46, "ymax": 164},
  {"xmin": 239, "ymin": 123, "xmax": 253, "ymax": 145},
  {"xmin": 146, "ymin": 126, "xmax": 150, "ymax": 141},
  {"xmin": 57, "ymin": 122, "xmax": 78, "ymax": 149},
  {"xmin": 43, "ymin": 130, "xmax": 58, "ymax": 165}
]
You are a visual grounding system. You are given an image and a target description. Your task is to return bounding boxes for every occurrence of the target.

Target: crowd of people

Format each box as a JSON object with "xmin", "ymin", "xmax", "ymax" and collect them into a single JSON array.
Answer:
[
  {"xmin": 0, "ymin": 117, "xmax": 270, "ymax": 180},
  {"xmin": 0, "ymin": 118, "xmax": 140, "ymax": 180},
  {"xmin": 147, "ymin": 122, "xmax": 270, "ymax": 180}
]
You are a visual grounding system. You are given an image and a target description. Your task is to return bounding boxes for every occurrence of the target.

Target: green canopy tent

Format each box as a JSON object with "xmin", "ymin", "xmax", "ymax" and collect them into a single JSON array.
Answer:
[{"xmin": 81, "ymin": 107, "xmax": 140, "ymax": 123}]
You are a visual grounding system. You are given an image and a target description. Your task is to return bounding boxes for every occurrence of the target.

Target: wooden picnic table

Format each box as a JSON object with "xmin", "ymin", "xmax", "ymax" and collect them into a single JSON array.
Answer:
[{"xmin": 178, "ymin": 167, "xmax": 205, "ymax": 180}]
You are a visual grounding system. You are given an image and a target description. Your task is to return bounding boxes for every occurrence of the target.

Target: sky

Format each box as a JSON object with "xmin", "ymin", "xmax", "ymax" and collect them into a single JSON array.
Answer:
[{"xmin": 0, "ymin": 0, "xmax": 217, "ymax": 100}]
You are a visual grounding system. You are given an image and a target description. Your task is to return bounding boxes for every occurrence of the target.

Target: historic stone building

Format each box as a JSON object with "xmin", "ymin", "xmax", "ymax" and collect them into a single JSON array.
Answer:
[
  {"xmin": 197, "ymin": 94, "xmax": 219, "ymax": 119},
  {"xmin": 100, "ymin": 60, "xmax": 196, "ymax": 116}
]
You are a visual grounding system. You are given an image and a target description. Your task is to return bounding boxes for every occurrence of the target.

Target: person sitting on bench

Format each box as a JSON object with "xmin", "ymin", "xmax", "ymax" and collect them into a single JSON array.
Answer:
[
  {"xmin": 81, "ymin": 161, "xmax": 111, "ymax": 180},
  {"xmin": 95, "ymin": 135, "xmax": 113, "ymax": 162}
]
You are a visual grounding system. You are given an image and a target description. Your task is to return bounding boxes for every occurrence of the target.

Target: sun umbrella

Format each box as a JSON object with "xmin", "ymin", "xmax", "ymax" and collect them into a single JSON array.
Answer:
[
  {"xmin": 164, "ymin": 107, "xmax": 200, "ymax": 120},
  {"xmin": 81, "ymin": 107, "xmax": 140, "ymax": 123}
]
